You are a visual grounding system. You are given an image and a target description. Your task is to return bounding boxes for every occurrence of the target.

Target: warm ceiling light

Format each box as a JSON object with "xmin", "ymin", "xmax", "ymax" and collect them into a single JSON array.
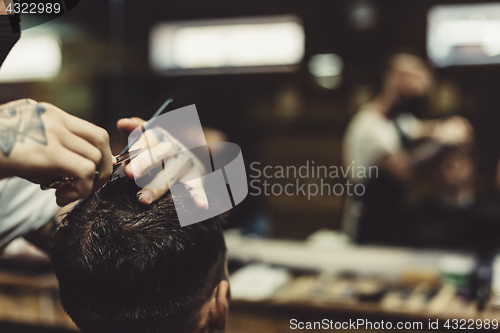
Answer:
[{"xmin": 150, "ymin": 15, "xmax": 304, "ymax": 75}]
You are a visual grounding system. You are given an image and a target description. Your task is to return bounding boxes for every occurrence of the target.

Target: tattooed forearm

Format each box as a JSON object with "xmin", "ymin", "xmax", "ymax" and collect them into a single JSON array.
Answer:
[{"xmin": 0, "ymin": 102, "xmax": 47, "ymax": 157}]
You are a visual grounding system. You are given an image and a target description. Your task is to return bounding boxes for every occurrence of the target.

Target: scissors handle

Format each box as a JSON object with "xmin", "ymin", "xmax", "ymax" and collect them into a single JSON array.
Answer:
[
  {"xmin": 40, "ymin": 149, "xmax": 143, "ymax": 191},
  {"xmin": 40, "ymin": 171, "xmax": 99, "ymax": 191}
]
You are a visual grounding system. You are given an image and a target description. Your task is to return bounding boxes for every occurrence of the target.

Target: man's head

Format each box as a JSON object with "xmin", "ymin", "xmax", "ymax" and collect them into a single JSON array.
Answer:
[
  {"xmin": 433, "ymin": 145, "xmax": 475, "ymax": 190},
  {"xmin": 382, "ymin": 53, "xmax": 434, "ymax": 117},
  {"xmin": 51, "ymin": 177, "xmax": 229, "ymax": 333}
]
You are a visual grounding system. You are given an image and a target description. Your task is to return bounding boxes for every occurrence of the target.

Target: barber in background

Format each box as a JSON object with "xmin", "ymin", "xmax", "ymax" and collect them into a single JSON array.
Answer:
[
  {"xmin": 0, "ymin": 4, "xmax": 207, "ymax": 250},
  {"xmin": 342, "ymin": 53, "xmax": 473, "ymax": 245}
]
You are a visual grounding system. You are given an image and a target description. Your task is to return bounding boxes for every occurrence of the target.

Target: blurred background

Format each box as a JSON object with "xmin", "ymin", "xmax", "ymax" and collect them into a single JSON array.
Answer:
[{"xmin": 1, "ymin": 0, "xmax": 500, "ymax": 332}]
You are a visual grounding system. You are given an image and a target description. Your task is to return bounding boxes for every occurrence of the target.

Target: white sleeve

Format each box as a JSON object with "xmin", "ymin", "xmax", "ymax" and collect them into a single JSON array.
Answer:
[
  {"xmin": 394, "ymin": 112, "xmax": 422, "ymax": 139},
  {"xmin": 354, "ymin": 129, "xmax": 397, "ymax": 169},
  {"xmin": 343, "ymin": 110, "xmax": 401, "ymax": 179},
  {"xmin": 0, "ymin": 177, "xmax": 59, "ymax": 248}
]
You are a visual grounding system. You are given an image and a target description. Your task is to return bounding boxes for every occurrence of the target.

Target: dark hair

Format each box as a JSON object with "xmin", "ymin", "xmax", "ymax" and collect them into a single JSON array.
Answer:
[
  {"xmin": 375, "ymin": 52, "xmax": 433, "ymax": 93},
  {"xmin": 51, "ymin": 176, "xmax": 227, "ymax": 333}
]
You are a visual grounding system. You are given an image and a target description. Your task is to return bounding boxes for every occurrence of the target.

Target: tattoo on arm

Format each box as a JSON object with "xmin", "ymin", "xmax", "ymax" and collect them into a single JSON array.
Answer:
[{"xmin": 0, "ymin": 103, "xmax": 47, "ymax": 157}]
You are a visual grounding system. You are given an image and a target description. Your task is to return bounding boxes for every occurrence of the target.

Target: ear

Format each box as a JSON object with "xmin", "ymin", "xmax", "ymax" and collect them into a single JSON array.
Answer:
[{"xmin": 208, "ymin": 280, "xmax": 229, "ymax": 331}]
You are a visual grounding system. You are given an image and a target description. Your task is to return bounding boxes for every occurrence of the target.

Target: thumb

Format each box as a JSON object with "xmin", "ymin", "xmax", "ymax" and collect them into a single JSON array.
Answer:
[{"xmin": 116, "ymin": 117, "xmax": 146, "ymax": 135}]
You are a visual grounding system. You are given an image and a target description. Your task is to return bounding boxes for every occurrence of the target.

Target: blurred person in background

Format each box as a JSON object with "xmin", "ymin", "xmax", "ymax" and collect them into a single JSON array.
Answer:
[{"xmin": 342, "ymin": 53, "xmax": 473, "ymax": 245}]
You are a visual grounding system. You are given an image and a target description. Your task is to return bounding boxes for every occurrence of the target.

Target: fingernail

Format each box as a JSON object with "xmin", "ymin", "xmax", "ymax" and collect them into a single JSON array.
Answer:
[
  {"xmin": 194, "ymin": 196, "xmax": 209, "ymax": 210},
  {"xmin": 139, "ymin": 190, "xmax": 153, "ymax": 205}
]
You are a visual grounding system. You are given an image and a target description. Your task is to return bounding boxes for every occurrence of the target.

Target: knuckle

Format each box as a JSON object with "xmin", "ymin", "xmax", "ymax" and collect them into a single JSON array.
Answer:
[
  {"xmin": 38, "ymin": 102, "xmax": 54, "ymax": 109},
  {"xmin": 153, "ymin": 127, "xmax": 167, "ymax": 140},
  {"xmin": 95, "ymin": 128, "xmax": 110, "ymax": 146},
  {"xmin": 38, "ymin": 102, "xmax": 59, "ymax": 115},
  {"xmin": 93, "ymin": 149, "xmax": 103, "ymax": 165},
  {"xmin": 154, "ymin": 144, "xmax": 173, "ymax": 161},
  {"xmin": 80, "ymin": 161, "xmax": 96, "ymax": 178}
]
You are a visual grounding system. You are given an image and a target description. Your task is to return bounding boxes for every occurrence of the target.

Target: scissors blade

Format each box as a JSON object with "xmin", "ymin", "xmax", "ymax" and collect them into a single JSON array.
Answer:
[{"xmin": 113, "ymin": 148, "xmax": 144, "ymax": 173}]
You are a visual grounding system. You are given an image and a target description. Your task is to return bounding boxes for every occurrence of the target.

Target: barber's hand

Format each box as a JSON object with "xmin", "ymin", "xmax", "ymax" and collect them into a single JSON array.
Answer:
[
  {"xmin": 117, "ymin": 117, "xmax": 209, "ymax": 209},
  {"xmin": 435, "ymin": 116, "xmax": 474, "ymax": 145},
  {"xmin": 0, "ymin": 99, "xmax": 114, "ymax": 206}
]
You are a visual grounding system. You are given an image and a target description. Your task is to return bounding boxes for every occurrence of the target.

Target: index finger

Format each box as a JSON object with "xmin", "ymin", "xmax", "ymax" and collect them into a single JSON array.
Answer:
[
  {"xmin": 53, "ymin": 150, "xmax": 97, "ymax": 206},
  {"xmin": 122, "ymin": 127, "xmax": 178, "ymax": 178},
  {"xmin": 59, "ymin": 110, "xmax": 113, "ymax": 188}
]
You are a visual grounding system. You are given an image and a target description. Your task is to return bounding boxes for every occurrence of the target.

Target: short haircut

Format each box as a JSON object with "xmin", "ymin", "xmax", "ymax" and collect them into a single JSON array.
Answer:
[
  {"xmin": 387, "ymin": 53, "xmax": 429, "ymax": 72},
  {"xmin": 377, "ymin": 52, "xmax": 432, "ymax": 90},
  {"xmin": 51, "ymin": 176, "xmax": 227, "ymax": 333}
]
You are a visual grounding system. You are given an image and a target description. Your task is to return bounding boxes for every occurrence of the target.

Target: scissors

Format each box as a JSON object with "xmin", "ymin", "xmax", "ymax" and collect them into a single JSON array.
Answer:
[
  {"xmin": 40, "ymin": 98, "xmax": 173, "ymax": 191},
  {"xmin": 40, "ymin": 149, "xmax": 145, "ymax": 190}
]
